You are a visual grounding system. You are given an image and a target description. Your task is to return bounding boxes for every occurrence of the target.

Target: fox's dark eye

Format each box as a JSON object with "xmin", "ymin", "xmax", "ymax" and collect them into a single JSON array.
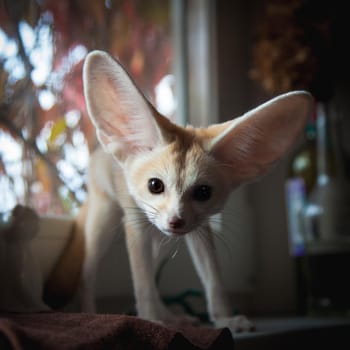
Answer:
[
  {"xmin": 192, "ymin": 185, "xmax": 212, "ymax": 201},
  {"xmin": 148, "ymin": 178, "xmax": 164, "ymax": 194}
]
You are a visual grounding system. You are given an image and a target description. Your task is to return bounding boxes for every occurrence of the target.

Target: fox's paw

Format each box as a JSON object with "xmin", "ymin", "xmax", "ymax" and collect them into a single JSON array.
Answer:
[{"xmin": 214, "ymin": 315, "xmax": 255, "ymax": 333}]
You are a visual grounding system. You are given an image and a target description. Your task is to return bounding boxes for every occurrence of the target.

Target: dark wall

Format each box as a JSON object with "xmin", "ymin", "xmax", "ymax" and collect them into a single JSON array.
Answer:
[{"xmin": 215, "ymin": 0, "xmax": 350, "ymax": 315}]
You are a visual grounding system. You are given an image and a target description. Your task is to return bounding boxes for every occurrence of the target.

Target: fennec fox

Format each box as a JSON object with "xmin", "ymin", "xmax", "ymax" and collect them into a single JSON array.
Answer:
[{"xmin": 47, "ymin": 50, "xmax": 312, "ymax": 333}]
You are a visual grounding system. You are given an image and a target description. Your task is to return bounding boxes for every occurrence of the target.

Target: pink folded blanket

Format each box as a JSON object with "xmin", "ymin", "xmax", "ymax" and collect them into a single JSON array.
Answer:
[{"xmin": 0, "ymin": 312, "xmax": 234, "ymax": 350}]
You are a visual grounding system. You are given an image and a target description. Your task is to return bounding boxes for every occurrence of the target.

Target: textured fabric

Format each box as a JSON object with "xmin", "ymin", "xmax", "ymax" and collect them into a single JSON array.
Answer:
[{"xmin": 0, "ymin": 311, "xmax": 234, "ymax": 350}]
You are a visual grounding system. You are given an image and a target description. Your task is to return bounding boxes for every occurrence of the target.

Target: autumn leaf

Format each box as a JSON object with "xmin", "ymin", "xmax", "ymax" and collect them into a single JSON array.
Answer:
[{"xmin": 48, "ymin": 118, "xmax": 67, "ymax": 147}]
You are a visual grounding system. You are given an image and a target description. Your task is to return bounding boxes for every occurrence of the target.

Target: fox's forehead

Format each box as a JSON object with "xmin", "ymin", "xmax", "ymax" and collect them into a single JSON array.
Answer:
[{"xmin": 171, "ymin": 140, "xmax": 212, "ymax": 191}]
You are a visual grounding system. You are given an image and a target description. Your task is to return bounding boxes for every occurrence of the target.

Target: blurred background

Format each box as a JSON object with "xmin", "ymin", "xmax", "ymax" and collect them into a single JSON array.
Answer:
[{"xmin": 1, "ymin": 0, "xmax": 350, "ymax": 319}]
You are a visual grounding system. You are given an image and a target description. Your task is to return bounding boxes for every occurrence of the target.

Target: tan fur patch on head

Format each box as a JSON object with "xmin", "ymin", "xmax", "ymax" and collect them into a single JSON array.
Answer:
[{"xmin": 130, "ymin": 126, "xmax": 217, "ymax": 197}]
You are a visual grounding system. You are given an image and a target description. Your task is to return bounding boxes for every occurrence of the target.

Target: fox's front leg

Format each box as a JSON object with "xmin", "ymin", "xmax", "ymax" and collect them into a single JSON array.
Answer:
[
  {"xmin": 124, "ymin": 218, "xmax": 169, "ymax": 321},
  {"xmin": 185, "ymin": 225, "xmax": 254, "ymax": 332},
  {"xmin": 124, "ymin": 216, "xmax": 197, "ymax": 326}
]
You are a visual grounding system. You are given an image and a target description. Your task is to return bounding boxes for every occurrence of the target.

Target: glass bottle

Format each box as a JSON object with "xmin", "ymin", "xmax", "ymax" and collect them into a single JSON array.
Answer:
[
  {"xmin": 285, "ymin": 105, "xmax": 317, "ymax": 257},
  {"xmin": 285, "ymin": 103, "xmax": 318, "ymax": 315}
]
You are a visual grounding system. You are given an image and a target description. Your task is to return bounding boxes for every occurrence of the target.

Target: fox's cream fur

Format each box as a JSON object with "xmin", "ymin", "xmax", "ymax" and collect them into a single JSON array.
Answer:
[{"xmin": 45, "ymin": 50, "xmax": 313, "ymax": 332}]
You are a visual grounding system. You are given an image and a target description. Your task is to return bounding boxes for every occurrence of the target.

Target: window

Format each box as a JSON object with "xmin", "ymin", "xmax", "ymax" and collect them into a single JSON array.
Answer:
[{"xmin": 0, "ymin": 0, "xmax": 173, "ymax": 216}]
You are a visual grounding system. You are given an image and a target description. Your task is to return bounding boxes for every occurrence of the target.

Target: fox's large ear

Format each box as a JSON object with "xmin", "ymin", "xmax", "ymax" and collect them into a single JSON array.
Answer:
[
  {"xmin": 207, "ymin": 91, "xmax": 313, "ymax": 185},
  {"xmin": 83, "ymin": 50, "xmax": 165, "ymax": 162}
]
